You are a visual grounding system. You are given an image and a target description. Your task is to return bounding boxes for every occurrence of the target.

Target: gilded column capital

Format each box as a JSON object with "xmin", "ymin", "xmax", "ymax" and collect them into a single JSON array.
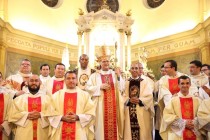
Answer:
[
  {"xmin": 125, "ymin": 30, "xmax": 132, "ymax": 36},
  {"xmin": 118, "ymin": 29, "xmax": 124, "ymax": 33},
  {"xmin": 85, "ymin": 29, "xmax": 91, "ymax": 32},
  {"xmin": 77, "ymin": 30, "xmax": 84, "ymax": 36}
]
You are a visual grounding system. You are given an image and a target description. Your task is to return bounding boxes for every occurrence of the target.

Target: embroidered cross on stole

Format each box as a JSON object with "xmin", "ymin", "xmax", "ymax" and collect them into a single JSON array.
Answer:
[
  {"xmin": 28, "ymin": 97, "xmax": 41, "ymax": 140},
  {"xmin": 52, "ymin": 80, "xmax": 64, "ymax": 94},
  {"xmin": 129, "ymin": 78, "xmax": 141, "ymax": 140},
  {"xmin": 168, "ymin": 78, "xmax": 180, "ymax": 95},
  {"xmin": 180, "ymin": 97, "xmax": 196, "ymax": 140},
  {"xmin": 101, "ymin": 74, "xmax": 117, "ymax": 140},
  {"xmin": 0, "ymin": 94, "xmax": 4, "ymax": 140},
  {"xmin": 62, "ymin": 93, "xmax": 77, "ymax": 140}
]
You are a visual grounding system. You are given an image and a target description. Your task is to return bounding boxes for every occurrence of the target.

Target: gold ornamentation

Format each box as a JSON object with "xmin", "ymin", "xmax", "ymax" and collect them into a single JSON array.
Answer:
[
  {"xmin": 78, "ymin": 8, "xmax": 84, "ymax": 15},
  {"xmin": 32, "ymin": 100, "xmax": 38, "ymax": 110},
  {"xmin": 65, "ymin": 127, "xmax": 73, "ymax": 134},
  {"xmin": 56, "ymin": 84, "xmax": 61, "ymax": 91},
  {"xmin": 126, "ymin": 9, "xmax": 132, "ymax": 16}
]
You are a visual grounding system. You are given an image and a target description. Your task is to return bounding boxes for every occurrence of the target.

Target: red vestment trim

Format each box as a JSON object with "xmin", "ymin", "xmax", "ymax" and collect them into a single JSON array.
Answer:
[
  {"xmin": 0, "ymin": 94, "xmax": 4, "ymax": 140},
  {"xmin": 168, "ymin": 78, "xmax": 180, "ymax": 95},
  {"xmin": 52, "ymin": 80, "xmax": 64, "ymax": 94},
  {"xmin": 180, "ymin": 97, "xmax": 196, "ymax": 140},
  {"xmin": 101, "ymin": 74, "xmax": 117, "ymax": 139},
  {"xmin": 28, "ymin": 97, "xmax": 41, "ymax": 140},
  {"xmin": 62, "ymin": 92, "xmax": 77, "ymax": 140}
]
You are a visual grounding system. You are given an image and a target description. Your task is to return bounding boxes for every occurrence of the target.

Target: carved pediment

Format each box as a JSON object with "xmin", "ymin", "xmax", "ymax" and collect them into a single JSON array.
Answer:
[{"xmin": 93, "ymin": 9, "xmax": 116, "ymax": 21}]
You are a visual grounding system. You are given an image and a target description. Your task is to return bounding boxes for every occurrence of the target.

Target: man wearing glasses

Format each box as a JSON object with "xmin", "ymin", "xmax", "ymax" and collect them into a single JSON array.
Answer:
[
  {"xmin": 199, "ymin": 64, "xmax": 210, "ymax": 99},
  {"xmin": 6, "ymin": 59, "xmax": 32, "ymax": 97}
]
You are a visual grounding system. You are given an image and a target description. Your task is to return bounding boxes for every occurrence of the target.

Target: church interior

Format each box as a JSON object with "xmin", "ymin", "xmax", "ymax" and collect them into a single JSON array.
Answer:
[{"xmin": 0, "ymin": 0, "xmax": 210, "ymax": 79}]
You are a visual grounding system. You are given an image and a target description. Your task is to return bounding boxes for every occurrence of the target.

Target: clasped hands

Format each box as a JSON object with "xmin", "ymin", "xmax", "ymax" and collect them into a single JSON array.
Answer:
[
  {"xmin": 61, "ymin": 112, "xmax": 79, "ymax": 123},
  {"xmin": 100, "ymin": 83, "xmax": 110, "ymax": 91},
  {"xmin": 27, "ymin": 111, "xmax": 41, "ymax": 120},
  {"xmin": 185, "ymin": 120, "xmax": 195, "ymax": 130},
  {"xmin": 130, "ymin": 97, "xmax": 140, "ymax": 104}
]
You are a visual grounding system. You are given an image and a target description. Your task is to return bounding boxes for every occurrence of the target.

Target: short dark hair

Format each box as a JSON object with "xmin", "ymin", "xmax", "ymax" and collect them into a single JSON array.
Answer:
[
  {"xmin": 165, "ymin": 60, "xmax": 177, "ymax": 71},
  {"xmin": 40, "ymin": 64, "xmax": 50, "ymax": 70},
  {"xmin": 65, "ymin": 70, "xmax": 77, "ymax": 78},
  {"xmin": 54, "ymin": 63, "xmax": 65, "ymax": 69},
  {"xmin": 178, "ymin": 75, "xmax": 191, "ymax": 84},
  {"xmin": 0, "ymin": 72, "xmax": 2, "ymax": 78},
  {"xmin": 161, "ymin": 65, "xmax": 164, "ymax": 68},
  {"xmin": 190, "ymin": 60, "xmax": 202, "ymax": 68},
  {"xmin": 202, "ymin": 64, "xmax": 210, "ymax": 70},
  {"xmin": 79, "ymin": 54, "xmax": 89, "ymax": 60}
]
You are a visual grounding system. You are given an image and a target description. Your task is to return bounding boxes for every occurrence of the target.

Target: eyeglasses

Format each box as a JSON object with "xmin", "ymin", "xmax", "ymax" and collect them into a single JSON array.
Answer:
[
  {"xmin": 21, "ymin": 63, "xmax": 31, "ymax": 66},
  {"xmin": 131, "ymin": 67, "xmax": 138, "ymax": 70},
  {"xmin": 101, "ymin": 60, "xmax": 110, "ymax": 63},
  {"xmin": 164, "ymin": 67, "xmax": 171, "ymax": 69},
  {"xmin": 201, "ymin": 69, "xmax": 208, "ymax": 72}
]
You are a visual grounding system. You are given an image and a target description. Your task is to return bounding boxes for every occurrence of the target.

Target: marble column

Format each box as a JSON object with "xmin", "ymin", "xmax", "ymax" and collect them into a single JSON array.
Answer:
[
  {"xmin": 0, "ymin": 0, "xmax": 8, "ymax": 21},
  {"xmin": 118, "ymin": 29, "xmax": 125, "ymax": 71},
  {"xmin": 126, "ymin": 30, "xmax": 132, "ymax": 70},
  {"xmin": 84, "ymin": 29, "xmax": 91, "ymax": 55},
  {"xmin": 77, "ymin": 30, "xmax": 83, "ymax": 67}
]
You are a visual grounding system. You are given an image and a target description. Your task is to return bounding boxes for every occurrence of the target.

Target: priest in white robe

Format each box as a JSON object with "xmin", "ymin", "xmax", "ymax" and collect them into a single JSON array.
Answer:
[
  {"xmin": 0, "ymin": 89, "xmax": 13, "ymax": 140},
  {"xmin": 197, "ymin": 98, "xmax": 210, "ymax": 139},
  {"xmin": 46, "ymin": 63, "xmax": 66, "ymax": 96},
  {"xmin": 85, "ymin": 46, "xmax": 125, "ymax": 140},
  {"xmin": 8, "ymin": 75, "xmax": 57, "ymax": 140},
  {"xmin": 6, "ymin": 59, "xmax": 32, "ymax": 96},
  {"xmin": 50, "ymin": 71, "xmax": 95, "ymax": 140},
  {"xmin": 39, "ymin": 64, "xmax": 51, "ymax": 87},
  {"xmin": 160, "ymin": 75, "xmax": 202, "ymax": 140},
  {"xmin": 124, "ymin": 63, "xmax": 154, "ymax": 140},
  {"xmin": 73, "ymin": 54, "xmax": 95, "ymax": 90}
]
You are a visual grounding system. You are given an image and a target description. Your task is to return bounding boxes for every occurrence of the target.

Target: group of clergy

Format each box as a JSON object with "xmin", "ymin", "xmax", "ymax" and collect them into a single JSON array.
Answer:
[{"xmin": 0, "ymin": 46, "xmax": 210, "ymax": 140}]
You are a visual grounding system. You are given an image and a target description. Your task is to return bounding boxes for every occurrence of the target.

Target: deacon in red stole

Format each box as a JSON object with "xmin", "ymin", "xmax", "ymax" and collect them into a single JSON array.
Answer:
[
  {"xmin": 0, "ymin": 90, "xmax": 13, "ymax": 140},
  {"xmin": 8, "ymin": 75, "xmax": 57, "ymax": 140},
  {"xmin": 49, "ymin": 71, "xmax": 95, "ymax": 140},
  {"xmin": 124, "ymin": 63, "xmax": 154, "ymax": 140},
  {"xmin": 46, "ymin": 63, "xmax": 66, "ymax": 96},
  {"xmin": 85, "ymin": 46, "xmax": 125, "ymax": 140},
  {"xmin": 160, "ymin": 75, "xmax": 202, "ymax": 140}
]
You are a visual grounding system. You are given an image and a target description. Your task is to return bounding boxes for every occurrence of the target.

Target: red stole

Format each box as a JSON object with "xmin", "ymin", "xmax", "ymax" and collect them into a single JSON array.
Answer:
[
  {"xmin": 28, "ymin": 97, "xmax": 41, "ymax": 140},
  {"xmin": 0, "ymin": 94, "xmax": 4, "ymax": 140},
  {"xmin": 168, "ymin": 78, "xmax": 180, "ymax": 95},
  {"xmin": 52, "ymin": 80, "xmax": 64, "ymax": 94},
  {"xmin": 101, "ymin": 74, "xmax": 117, "ymax": 139},
  {"xmin": 180, "ymin": 97, "xmax": 196, "ymax": 140},
  {"xmin": 62, "ymin": 92, "xmax": 77, "ymax": 140}
]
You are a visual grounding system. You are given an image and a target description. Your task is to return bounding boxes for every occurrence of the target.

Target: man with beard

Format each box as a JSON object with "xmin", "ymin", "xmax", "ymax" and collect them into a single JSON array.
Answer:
[
  {"xmin": 74, "ymin": 54, "xmax": 95, "ymax": 90},
  {"xmin": 124, "ymin": 63, "xmax": 154, "ymax": 140},
  {"xmin": 85, "ymin": 46, "xmax": 125, "ymax": 140},
  {"xmin": 9, "ymin": 74, "xmax": 57, "ymax": 140}
]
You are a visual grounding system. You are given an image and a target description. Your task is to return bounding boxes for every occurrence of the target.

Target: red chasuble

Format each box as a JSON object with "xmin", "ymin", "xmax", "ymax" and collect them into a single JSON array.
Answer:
[
  {"xmin": 168, "ymin": 78, "xmax": 180, "ymax": 95},
  {"xmin": 52, "ymin": 80, "xmax": 64, "ymax": 94},
  {"xmin": 0, "ymin": 94, "xmax": 4, "ymax": 140},
  {"xmin": 180, "ymin": 97, "xmax": 196, "ymax": 140},
  {"xmin": 28, "ymin": 97, "xmax": 41, "ymax": 140},
  {"xmin": 62, "ymin": 93, "xmax": 77, "ymax": 140},
  {"xmin": 101, "ymin": 74, "xmax": 117, "ymax": 139}
]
